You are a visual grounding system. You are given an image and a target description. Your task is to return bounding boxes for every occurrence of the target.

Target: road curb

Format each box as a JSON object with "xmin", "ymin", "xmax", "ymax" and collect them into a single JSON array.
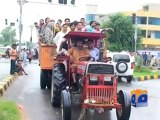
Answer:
[
  {"xmin": 133, "ymin": 74, "xmax": 160, "ymax": 81},
  {"xmin": 0, "ymin": 73, "xmax": 18, "ymax": 96}
]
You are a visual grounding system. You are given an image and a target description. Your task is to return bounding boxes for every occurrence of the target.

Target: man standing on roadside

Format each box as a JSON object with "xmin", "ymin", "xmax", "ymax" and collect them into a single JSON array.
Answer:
[{"xmin": 10, "ymin": 44, "xmax": 17, "ymax": 75}]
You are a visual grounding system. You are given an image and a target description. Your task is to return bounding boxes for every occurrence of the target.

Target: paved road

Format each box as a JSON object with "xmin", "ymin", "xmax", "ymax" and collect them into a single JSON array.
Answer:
[
  {"xmin": 0, "ymin": 60, "xmax": 10, "ymax": 81},
  {"xmin": 3, "ymin": 64, "xmax": 160, "ymax": 120}
]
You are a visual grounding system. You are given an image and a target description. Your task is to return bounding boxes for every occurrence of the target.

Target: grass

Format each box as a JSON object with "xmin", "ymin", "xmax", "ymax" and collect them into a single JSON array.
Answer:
[
  {"xmin": 133, "ymin": 66, "xmax": 160, "ymax": 77},
  {"xmin": 0, "ymin": 99, "xmax": 21, "ymax": 120},
  {"xmin": 134, "ymin": 71, "xmax": 160, "ymax": 77}
]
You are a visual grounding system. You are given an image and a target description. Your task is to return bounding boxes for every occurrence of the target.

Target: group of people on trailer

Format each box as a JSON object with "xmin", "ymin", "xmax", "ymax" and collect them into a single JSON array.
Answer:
[{"xmin": 35, "ymin": 17, "xmax": 106, "ymax": 89}]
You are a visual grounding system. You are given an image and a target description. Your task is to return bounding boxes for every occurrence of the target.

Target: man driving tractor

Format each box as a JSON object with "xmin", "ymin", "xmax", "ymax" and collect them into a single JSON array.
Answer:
[{"xmin": 66, "ymin": 38, "xmax": 90, "ymax": 86}]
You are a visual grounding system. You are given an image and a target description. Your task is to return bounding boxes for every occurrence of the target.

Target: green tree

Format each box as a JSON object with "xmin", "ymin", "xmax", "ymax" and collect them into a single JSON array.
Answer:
[
  {"xmin": 102, "ymin": 13, "xmax": 142, "ymax": 52},
  {"xmin": 0, "ymin": 26, "xmax": 17, "ymax": 46}
]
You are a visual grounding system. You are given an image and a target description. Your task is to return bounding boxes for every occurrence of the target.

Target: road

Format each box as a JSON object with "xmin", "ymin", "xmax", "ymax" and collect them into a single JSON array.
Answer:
[
  {"xmin": 2, "ymin": 63, "xmax": 160, "ymax": 120},
  {"xmin": 0, "ymin": 58, "xmax": 10, "ymax": 81}
]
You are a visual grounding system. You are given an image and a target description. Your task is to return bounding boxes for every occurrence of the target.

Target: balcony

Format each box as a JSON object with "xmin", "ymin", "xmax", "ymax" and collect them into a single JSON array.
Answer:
[
  {"xmin": 138, "ymin": 24, "xmax": 160, "ymax": 31},
  {"xmin": 142, "ymin": 38, "xmax": 160, "ymax": 45}
]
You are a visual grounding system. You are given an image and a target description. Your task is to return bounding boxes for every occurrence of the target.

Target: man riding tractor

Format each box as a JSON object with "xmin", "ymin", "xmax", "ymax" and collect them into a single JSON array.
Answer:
[{"xmin": 65, "ymin": 38, "xmax": 91, "ymax": 91}]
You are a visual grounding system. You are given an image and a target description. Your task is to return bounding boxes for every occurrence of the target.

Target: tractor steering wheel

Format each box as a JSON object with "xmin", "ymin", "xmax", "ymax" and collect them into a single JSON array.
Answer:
[{"xmin": 79, "ymin": 56, "xmax": 95, "ymax": 61}]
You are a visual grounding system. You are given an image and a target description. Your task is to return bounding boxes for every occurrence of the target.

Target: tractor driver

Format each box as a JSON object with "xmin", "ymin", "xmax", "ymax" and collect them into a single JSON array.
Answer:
[{"xmin": 66, "ymin": 38, "xmax": 90, "ymax": 84}]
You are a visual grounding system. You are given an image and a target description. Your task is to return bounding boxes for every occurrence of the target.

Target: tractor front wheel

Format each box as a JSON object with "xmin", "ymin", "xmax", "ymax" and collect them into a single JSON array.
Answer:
[
  {"xmin": 61, "ymin": 90, "xmax": 71, "ymax": 120},
  {"xmin": 116, "ymin": 90, "xmax": 131, "ymax": 120}
]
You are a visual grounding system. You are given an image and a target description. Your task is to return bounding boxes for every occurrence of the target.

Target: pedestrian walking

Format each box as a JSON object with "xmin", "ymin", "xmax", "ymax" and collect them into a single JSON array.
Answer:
[
  {"xmin": 147, "ymin": 52, "xmax": 152, "ymax": 66},
  {"xmin": 22, "ymin": 48, "xmax": 27, "ymax": 65},
  {"xmin": 27, "ymin": 49, "xmax": 33, "ymax": 64},
  {"xmin": 142, "ymin": 52, "xmax": 148, "ymax": 66}
]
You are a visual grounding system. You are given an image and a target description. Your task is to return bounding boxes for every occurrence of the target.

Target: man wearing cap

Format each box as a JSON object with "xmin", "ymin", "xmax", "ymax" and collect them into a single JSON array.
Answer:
[{"xmin": 10, "ymin": 44, "xmax": 17, "ymax": 74}]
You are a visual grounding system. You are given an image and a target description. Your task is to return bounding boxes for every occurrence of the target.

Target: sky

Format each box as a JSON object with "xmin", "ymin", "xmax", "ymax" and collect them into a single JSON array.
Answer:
[{"xmin": 0, "ymin": 0, "xmax": 160, "ymax": 43}]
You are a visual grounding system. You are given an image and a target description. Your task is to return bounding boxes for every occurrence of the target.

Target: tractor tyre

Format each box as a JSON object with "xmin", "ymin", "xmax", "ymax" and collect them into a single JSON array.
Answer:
[
  {"xmin": 61, "ymin": 90, "xmax": 71, "ymax": 120},
  {"xmin": 116, "ymin": 90, "xmax": 131, "ymax": 120},
  {"xmin": 116, "ymin": 62, "xmax": 128, "ymax": 73},
  {"xmin": 51, "ymin": 63, "xmax": 66, "ymax": 107},
  {"xmin": 127, "ymin": 76, "xmax": 133, "ymax": 83},
  {"xmin": 40, "ymin": 70, "xmax": 47, "ymax": 89}
]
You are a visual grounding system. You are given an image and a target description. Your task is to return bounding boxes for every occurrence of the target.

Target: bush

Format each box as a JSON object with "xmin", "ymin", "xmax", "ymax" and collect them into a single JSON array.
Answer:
[{"xmin": 134, "ymin": 66, "xmax": 151, "ymax": 73}]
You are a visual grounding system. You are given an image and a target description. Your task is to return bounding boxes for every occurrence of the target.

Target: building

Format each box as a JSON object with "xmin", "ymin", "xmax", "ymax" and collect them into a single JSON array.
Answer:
[
  {"xmin": 96, "ymin": 3, "xmax": 160, "ymax": 50},
  {"xmin": 124, "ymin": 3, "xmax": 160, "ymax": 50},
  {"xmin": 85, "ymin": 4, "xmax": 98, "ymax": 24}
]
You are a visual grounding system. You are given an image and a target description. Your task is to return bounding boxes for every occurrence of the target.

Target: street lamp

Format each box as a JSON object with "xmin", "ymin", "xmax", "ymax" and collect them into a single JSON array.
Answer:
[
  {"xmin": 132, "ymin": 13, "xmax": 138, "ymax": 53},
  {"xmin": 29, "ymin": 25, "xmax": 34, "ymax": 42}
]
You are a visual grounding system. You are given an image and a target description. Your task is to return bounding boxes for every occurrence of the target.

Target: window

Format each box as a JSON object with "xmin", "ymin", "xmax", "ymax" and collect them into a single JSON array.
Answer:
[
  {"xmin": 148, "ymin": 17, "xmax": 160, "ymax": 25},
  {"xmin": 137, "ymin": 17, "xmax": 147, "ymax": 24},
  {"xmin": 113, "ymin": 54, "xmax": 130, "ymax": 63},
  {"xmin": 155, "ymin": 31, "xmax": 160, "ymax": 39},
  {"xmin": 141, "ymin": 30, "xmax": 146, "ymax": 37},
  {"xmin": 147, "ymin": 31, "xmax": 151, "ymax": 38}
]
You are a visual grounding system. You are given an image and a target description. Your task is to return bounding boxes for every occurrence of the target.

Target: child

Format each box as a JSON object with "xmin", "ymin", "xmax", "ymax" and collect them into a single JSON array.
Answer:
[{"xmin": 15, "ymin": 60, "xmax": 28, "ymax": 75}]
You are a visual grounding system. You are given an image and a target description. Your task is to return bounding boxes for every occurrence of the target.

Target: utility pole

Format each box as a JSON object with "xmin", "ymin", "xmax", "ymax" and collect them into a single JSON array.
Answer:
[
  {"xmin": 19, "ymin": 0, "xmax": 23, "ymax": 53},
  {"xmin": 29, "ymin": 25, "xmax": 34, "ymax": 47},
  {"xmin": 29, "ymin": 25, "xmax": 34, "ymax": 43},
  {"xmin": 132, "ymin": 13, "xmax": 137, "ymax": 53},
  {"xmin": 134, "ymin": 16, "xmax": 138, "ymax": 53}
]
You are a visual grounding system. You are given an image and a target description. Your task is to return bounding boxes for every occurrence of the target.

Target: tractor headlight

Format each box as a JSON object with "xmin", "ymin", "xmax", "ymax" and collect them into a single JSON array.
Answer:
[
  {"xmin": 89, "ymin": 75, "xmax": 98, "ymax": 85},
  {"xmin": 90, "ymin": 75, "xmax": 98, "ymax": 81},
  {"xmin": 104, "ymin": 76, "xmax": 112, "ymax": 81},
  {"xmin": 90, "ymin": 99, "xmax": 96, "ymax": 104},
  {"xmin": 84, "ymin": 99, "xmax": 89, "ymax": 104}
]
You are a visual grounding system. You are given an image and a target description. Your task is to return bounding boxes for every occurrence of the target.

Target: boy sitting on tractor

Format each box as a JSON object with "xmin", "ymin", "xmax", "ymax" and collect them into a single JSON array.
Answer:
[{"xmin": 87, "ymin": 39, "xmax": 99, "ymax": 61}]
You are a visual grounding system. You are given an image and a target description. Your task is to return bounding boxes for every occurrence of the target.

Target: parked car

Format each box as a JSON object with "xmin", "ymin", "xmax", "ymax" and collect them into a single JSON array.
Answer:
[{"xmin": 107, "ymin": 52, "xmax": 134, "ymax": 83}]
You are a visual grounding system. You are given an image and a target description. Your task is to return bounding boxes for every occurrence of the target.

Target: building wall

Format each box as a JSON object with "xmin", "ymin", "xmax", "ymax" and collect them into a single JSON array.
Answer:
[
  {"xmin": 144, "ymin": 4, "xmax": 160, "ymax": 11},
  {"xmin": 85, "ymin": 4, "xmax": 98, "ymax": 24},
  {"xmin": 85, "ymin": 14, "xmax": 96, "ymax": 24}
]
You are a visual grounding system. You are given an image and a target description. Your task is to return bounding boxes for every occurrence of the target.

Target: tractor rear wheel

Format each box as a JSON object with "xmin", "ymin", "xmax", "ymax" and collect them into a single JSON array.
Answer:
[
  {"xmin": 61, "ymin": 90, "xmax": 71, "ymax": 120},
  {"xmin": 116, "ymin": 90, "xmax": 131, "ymax": 120},
  {"xmin": 51, "ymin": 63, "xmax": 66, "ymax": 107}
]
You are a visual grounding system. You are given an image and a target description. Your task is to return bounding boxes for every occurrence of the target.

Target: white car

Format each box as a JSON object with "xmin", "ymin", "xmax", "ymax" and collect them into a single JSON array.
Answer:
[{"xmin": 107, "ymin": 52, "xmax": 134, "ymax": 83}]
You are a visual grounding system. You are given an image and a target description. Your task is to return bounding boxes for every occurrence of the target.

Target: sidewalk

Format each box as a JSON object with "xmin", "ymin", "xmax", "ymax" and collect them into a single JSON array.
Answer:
[{"xmin": 133, "ymin": 75, "xmax": 160, "ymax": 81}]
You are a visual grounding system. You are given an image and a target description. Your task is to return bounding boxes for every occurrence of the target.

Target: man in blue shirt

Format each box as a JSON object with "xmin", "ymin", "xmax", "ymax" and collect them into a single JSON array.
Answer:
[{"xmin": 87, "ymin": 39, "xmax": 99, "ymax": 61}]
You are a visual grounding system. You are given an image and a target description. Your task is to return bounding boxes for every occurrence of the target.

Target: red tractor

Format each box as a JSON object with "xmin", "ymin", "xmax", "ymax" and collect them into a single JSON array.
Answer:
[{"xmin": 51, "ymin": 31, "xmax": 131, "ymax": 120}]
